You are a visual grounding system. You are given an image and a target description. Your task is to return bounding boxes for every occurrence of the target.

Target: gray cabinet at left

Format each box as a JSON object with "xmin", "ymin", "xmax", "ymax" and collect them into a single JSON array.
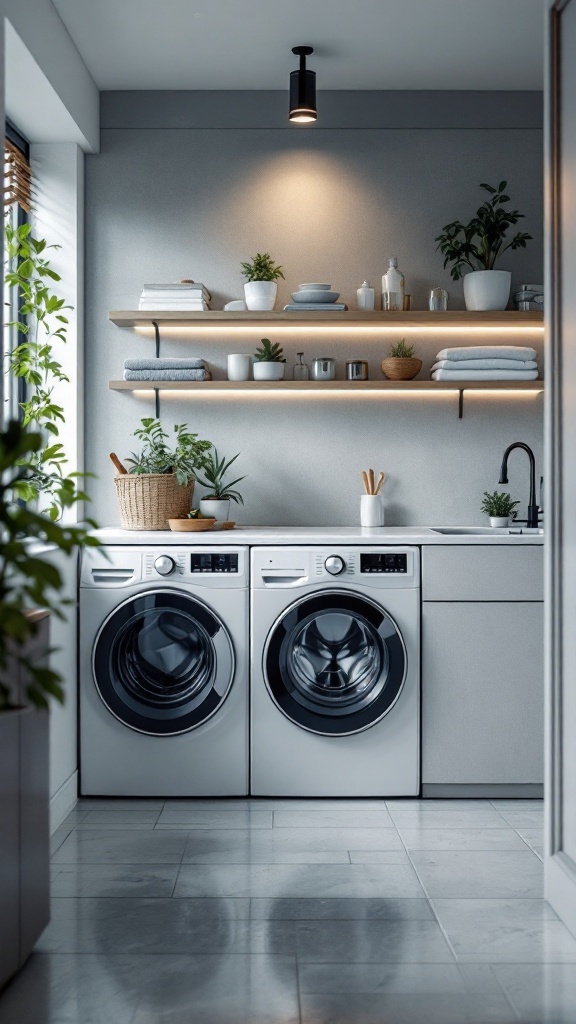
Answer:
[{"xmin": 0, "ymin": 613, "xmax": 50, "ymax": 990}]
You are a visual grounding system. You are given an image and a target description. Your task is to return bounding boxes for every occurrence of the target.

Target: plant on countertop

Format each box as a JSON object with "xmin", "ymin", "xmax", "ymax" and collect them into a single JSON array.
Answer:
[
  {"xmin": 5, "ymin": 220, "xmax": 89, "ymax": 520},
  {"xmin": 0, "ymin": 421, "xmax": 99, "ymax": 710},
  {"xmin": 196, "ymin": 449, "xmax": 246, "ymax": 504},
  {"xmin": 125, "ymin": 419, "xmax": 213, "ymax": 486},
  {"xmin": 240, "ymin": 253, "xmax": 285, "ymax": 282},
  {"xmin": 388, "ymin": 339, "xmax": 415, "ymax": 358},
  {"xmin": 435, "ymin": 181, "xmax": 532, "ymax": 280},
  {"xmin": 481, "ymin": 490, "xmax": 520, "ymax": 519},
  {"xmin": 254, "ymin": 338, "xmax": 285, "ymax": 363}
]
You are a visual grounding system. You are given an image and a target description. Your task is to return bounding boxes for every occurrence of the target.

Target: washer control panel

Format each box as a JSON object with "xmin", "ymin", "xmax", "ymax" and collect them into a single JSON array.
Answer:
[
  {"xmin": 154, "ymin": 555, "xmax": 176, "ymax": 576},
  {"xmin": 325, "ymin": 555, "xmax": 346, "ymax": 576},
  {"xmin": 190, "ymin": 552, "xmax": 239, "ymax": 574},
  {"xmin": 361, "ymin": 552, "xmax": 408, "ymax": 574}
]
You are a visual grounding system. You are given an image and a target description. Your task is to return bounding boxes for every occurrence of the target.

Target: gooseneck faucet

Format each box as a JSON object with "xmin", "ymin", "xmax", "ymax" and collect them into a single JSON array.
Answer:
[{"xmin": 498, "ymin": 442, "xmax": 540, "ymax": 529}]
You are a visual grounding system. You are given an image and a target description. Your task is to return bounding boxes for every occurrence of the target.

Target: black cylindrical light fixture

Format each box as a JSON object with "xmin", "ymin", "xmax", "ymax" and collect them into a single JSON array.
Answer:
[{"xmin": 289, "ymin": 46, "xmax": 317, "ymax": 123}]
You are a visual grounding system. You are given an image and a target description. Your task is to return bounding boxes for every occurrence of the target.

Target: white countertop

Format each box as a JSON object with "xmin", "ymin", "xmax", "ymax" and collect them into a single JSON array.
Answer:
[{"xmin": 93, "ymin": 526, "xmax": 544, "ymax": 546}]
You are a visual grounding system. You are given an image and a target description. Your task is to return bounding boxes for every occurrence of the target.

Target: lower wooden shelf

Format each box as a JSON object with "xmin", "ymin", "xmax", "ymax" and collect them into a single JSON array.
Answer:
[{"xmin": 109, "ymin": 379, "xmax": 543, "ymax": 393}]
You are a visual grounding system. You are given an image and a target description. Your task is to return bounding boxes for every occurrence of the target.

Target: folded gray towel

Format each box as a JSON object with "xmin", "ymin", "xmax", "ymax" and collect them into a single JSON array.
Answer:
[
  {"xmin": 432, "ymin": 358, "xmax": 538, "ymax": 372},
  {"xmin": 123, "ymin": 368, "xmax": 212, "ymax": 381},
  {"xmin": 432, "ymin": 368, "xmax": 538, "ymax": 381},
  {"xmin": 124, "ymin": 358, "xmax": 207, "ymax": 370}
]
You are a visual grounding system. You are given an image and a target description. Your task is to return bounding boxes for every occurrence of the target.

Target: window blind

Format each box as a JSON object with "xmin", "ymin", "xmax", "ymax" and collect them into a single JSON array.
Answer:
[{"xmin": 5, "ymin": 137, "xmax": 32, "ymax": 212}]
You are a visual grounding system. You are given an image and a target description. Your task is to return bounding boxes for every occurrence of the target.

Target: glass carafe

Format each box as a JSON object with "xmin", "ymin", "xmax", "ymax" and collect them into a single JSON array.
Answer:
[{"xmin": 293, "ymin": 352, "xmax": 310, "ymax": 380}]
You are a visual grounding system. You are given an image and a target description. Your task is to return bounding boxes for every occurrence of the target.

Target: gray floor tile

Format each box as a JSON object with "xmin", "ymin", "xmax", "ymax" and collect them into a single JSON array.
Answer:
[
  {"xmin": 248, "ymin": 897, "xmax": 435, "ymax": 920},
  {"xmin": 493, "ymin": 963, "xmax": 576, "ymax": 1022},
  {"xmin": 272, "ymin": 809, "xmax": 394, "ymax": 828},
  {"xmin": 156, "ymin": 809, "xmax": 273, "ymax": 828},
  {"xmin": 174, "ymin": 862, "xmax": 425, "ymax": 899},
  {"xmin": 60, "ymin": 809, "xmax": 87, "ymax": 825},
  {"xmin": 295, "ymin": 917, "xmax": 454, "ymax": 962},
  {"xmin": 494, "ymin": 810, "xmax": 545, "ymax": 829},
  {"xmin": 431, "ymin": 898, "xmax": 576, "ymax": 963},
  {"xmin": 80, "ymin": 810, "xmax": 161, "ymax": 826},
  {"xmin": 398, "ymin": 828, "xmax": 528, "ymax": 851},
  {"xmin": 50, "ymin": 863, "xmax": 179, "ymax": 898},
  {"xmin": 347, "ymin": 851, "xmax": 413, "ymax": 865},
  {"xmin": 388, "ymin": 799, "xmax": 495, "ymax": 811},
  {"xmin": 515, "ymin": 828, "xmax": 544, "ymax": 858},
  {"xmin": 410, "ymin": 849, "xmax": 543, "ymax": 898},
  {"xmin": 76, "ymin": 799, "xmax": 166, "ymax": 810},
  {"xmin": 74, "ymin": 821, "xmax": 160, "ymax": 830},
  {"xmin": 164, "ymin": 798, "xmax": 390, "ymax": 811},
  {"xmin": 181, "ymin": 827, "xmax": 404, "ymax": 861},
  {"xmin": 51, "ymin": 829, "xmax": 189, "ymax": 864},
  {"xmin": 299, "ymin": 990, "xmax": 516, "ymax": 1023},
  {"xmin": 50, "ymin": 826, "xmax": 72, "ymax": 857},
  {"xmin": 299, "ymin": 961, "xmax": 499, "ymax": 993},
  {"xmin": 388, "ymin": 809, "xmax": 510, "ymax": 829},
  {"xmin": 490, "ymin": 800, "xmax": 544, "ymax": 811}
]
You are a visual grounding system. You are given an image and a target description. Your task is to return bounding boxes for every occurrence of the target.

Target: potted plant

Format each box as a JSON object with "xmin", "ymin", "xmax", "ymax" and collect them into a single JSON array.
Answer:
[
  {"xmin": 253, "ymin": 338, "xmax": 286, "ymax": 381},
  {"xmin": 240, "ymin": 252, "xmax": 285, "ymax": 311},
  {"xmin": 481, "ymin": 490, "xmax": 520, "ymax": 528},
  {"xmin": 381, "ymin": 339, "xmax": 422, "ymax": 381},
  {"xmin": 197, "ymin": 449, "xmax": 246, "ymax": 522},
  {"xmin": 435, "ymin": 181, "xmax": 532, "ymax": 311},
  {"xmin": 118, "ymin": 418, "xmax": 212, "ymax": 530}
]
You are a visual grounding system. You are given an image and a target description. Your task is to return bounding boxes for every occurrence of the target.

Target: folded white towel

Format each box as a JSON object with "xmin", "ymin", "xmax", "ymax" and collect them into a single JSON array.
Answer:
[
  {"xmin": 123, "ymin": 368, "xmax": 212, "ymax": 381},
  {"xmin": 435, "ymin": 346, "xmax": 537, "ymax": 362},
  {"xmin": 432, "ymin": 358, "xmax": 538, "ymax": 372},
  {"xmin": 124, "ymin": 358, "xmax": 207, "ymax": 370},
  {"xmin": 432, "ymin": 368, "xmax": 539, "ymax": 381}
]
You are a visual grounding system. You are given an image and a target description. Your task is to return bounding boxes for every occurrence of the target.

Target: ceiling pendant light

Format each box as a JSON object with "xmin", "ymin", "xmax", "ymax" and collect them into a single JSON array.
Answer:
[{"xmin": 289, "ymin": 46, "xmax": 317, "ymax": 123}]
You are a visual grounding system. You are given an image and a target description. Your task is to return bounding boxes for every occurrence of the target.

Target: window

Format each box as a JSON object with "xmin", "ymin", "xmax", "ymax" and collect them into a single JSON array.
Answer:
[{"xmin": 3, "ymin": 122, "xmax": 31, "ymax": 426}]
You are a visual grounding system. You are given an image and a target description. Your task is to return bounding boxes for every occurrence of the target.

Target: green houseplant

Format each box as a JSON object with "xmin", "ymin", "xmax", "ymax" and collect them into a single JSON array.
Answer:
[
  {"xmin": 117, "ymin": 419, "xmax": 212, "ymax": 530},
  {"xmin": 197, "ymin": 449, "xmax": 246, "ymax": 522},
  {"xmin": 240, "ymin": 252, "xmax": 285, "ymax": 311},
  {"xmin": 481, "ymin": 490, "xmax": 520, "ymax": 528},
  {"xmin": 253, "ymin": 338, "xmax": 286, "ymax": 381},
  {"xmin": 435, "ymin": 181, "xmax": 532, "ymax": 311},
  {"xmin": 381, "ymin": 339, "xmax": 422, "ymax": 381}
]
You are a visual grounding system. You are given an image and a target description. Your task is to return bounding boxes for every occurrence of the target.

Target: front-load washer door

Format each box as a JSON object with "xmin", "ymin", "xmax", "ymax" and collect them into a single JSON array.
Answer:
[
  {"xmin": 93, "ymin": 590, "xmax": 235, "ymax": 735},
  {"xmin": 264, "ymin": 590, "xmax": 407, "ymax": 736}
]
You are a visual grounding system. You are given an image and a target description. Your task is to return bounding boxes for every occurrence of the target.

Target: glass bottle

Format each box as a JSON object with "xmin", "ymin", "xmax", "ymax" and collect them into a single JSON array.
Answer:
[
  {"xmin": 293, "ymin": 352, "xmax": 310, "ymax": 380},
  {"xmin": 382, "ymin": 257, "xmax": 405, "ymax": 311}
]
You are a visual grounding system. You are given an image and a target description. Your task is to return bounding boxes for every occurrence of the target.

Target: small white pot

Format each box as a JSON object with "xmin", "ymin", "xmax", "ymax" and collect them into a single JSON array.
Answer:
[
  {"xmin": 244, "ymin": 281, "xmax": 278, "ymax": 311},
  {"xmin": 253, "ymin": 361, "xmax": 285, "ymax": 381},
  {"xmin": 199, "ymin": 498, "xmax": 231, "ymax": 521},
  {"xmin": 463, "ymin": 270, "xmax": 511, "ymax": 311},
  {"xmin": 227, "ymin": 353, "xmax": 252, "ymax": 381},
  {"xmin": 489, "ymin": 516, "xmax": 510, "ymax": 528},
  {"xmin": 360, "ymin": 495, "xmax": 384, "ymax": 527}
]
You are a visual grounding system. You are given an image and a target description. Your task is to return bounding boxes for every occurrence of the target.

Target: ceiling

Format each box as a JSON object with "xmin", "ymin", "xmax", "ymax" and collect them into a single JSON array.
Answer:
[{"xmin": 52, "ymin": 0, "xmax": 544, "ymax": 92}]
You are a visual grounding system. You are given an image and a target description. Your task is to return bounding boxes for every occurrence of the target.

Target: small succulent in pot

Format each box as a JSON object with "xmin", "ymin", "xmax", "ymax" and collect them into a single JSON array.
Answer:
[
  {"xmin": 481, "ymin": 490, "xmax": 520, "ymax": 528},
  {"xmin": 197, "ymin": 449, "xmax": 246, "ymax": 522},
  {"xmin": 381, "ymin": 339, "xmax": 422, "ymax": 381},
  {"xmin": 241, "ymin": 253, "xmax": 285, "ymax": 311},
  {"xmin": 253, "ymin": 338, "xmax": 286, "ymax": 381}
]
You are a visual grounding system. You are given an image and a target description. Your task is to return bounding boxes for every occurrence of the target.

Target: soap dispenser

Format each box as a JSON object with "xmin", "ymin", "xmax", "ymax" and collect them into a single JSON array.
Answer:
[
  {"xmin": 382, "ymin": 257, "xmax": 405, "ymax": 311},
  {"xmin": 356, "ymin": 281, "xmax": 375, "ymax": 311}
]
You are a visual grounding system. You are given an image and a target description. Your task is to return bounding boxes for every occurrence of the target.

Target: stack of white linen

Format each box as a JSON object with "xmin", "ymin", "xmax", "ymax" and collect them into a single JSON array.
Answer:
[{"xmin": 431, "ymin": 346, "xmax": 538, "ymax": 381}]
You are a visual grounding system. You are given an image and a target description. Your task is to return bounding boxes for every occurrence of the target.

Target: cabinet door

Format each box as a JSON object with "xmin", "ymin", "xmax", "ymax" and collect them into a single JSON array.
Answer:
[{"xmin": 422, "ymin": 602, "xmax": 543, "ymax": 784}]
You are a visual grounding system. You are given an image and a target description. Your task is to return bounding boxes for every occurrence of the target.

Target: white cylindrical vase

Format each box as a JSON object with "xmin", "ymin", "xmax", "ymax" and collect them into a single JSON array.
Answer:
[
  {"xmin": 463, "ymin": 270, "xmax": 511, "ymax": 311},
  {"xmin": 360, "ymin": 495, "xmax": 384, "ymax": 527},
  {"xmin": 227, "ymin": 354, "xmax": 251, "ymax": 381},
  {"xmin": 244, "ymin": 281, "xmax": 277, "ymax": 311}
]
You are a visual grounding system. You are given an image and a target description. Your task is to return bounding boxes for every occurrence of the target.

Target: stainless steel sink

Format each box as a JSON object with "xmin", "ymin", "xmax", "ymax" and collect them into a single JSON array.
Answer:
[{"xmin": 431, "ymin": 527, "xmax": 544, "ymax": 535}]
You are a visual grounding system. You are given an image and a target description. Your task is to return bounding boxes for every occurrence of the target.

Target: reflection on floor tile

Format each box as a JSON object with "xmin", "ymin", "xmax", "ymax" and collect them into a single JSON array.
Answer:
[
  {"xmin": 174, "ymin": 862, "xmax": 425, "ymax": 899},
  {"xmin": 50, "ymin": 863, "xmax": 179, "ymax": 898},
  {"xmin": 431, "ymin": 898, "xmax": 576, "ymax": 963},
  {"xmin": 398, "ymin": 828, "xmax": 528, "ymax": 851},
  {"xmin": 493, "ymin": 963, "xmax": 576, "ymax": 1022}
]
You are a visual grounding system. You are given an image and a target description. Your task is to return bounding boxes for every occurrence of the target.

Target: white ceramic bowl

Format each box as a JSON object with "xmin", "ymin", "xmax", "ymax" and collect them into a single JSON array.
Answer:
[
  {"xmin": 297, "ymin": 283, "xmax": 331, "ymax": 290},
  {"xmin": 291, "ymin": 290, "xmax": 340, "ymax": 304}
]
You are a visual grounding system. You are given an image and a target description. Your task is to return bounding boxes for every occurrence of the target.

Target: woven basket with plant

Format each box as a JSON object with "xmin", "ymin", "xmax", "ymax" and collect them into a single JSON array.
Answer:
[{"xmin": 381, "ymin": 339, "xmax": 422, "ymax": 381}]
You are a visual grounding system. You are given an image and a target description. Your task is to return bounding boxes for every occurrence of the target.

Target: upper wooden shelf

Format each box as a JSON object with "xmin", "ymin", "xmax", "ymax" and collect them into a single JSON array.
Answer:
[{"xmin": 109, "ymin": 310, "xmax": 544, "ymax": 328}]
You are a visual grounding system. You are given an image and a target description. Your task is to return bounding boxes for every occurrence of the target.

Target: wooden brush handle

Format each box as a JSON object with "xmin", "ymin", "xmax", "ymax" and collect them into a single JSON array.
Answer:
[
  {"xmin": 362, "ymin": 470, "xmax": 370, "ymax": 495},
  {"xmin": 109, "ymin": 452, "xmax": 127, "ymax": 475},
  {"xmin": 368, "ymin": 468, "xmax": 375, "ymax": 495},
  {"xmin": 375, "ymin": 472, "xmax": 385, "ymax": 495}
]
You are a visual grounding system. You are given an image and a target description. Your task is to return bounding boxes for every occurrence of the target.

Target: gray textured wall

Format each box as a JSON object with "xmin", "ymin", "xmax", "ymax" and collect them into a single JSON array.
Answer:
[{"xmin": 85, "ymin": 118, "xmax": 543, "ymax": 527}]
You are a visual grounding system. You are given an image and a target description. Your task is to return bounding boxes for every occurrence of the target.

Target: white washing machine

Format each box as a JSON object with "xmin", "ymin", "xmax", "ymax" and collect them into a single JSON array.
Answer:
[
  {"xmin": 251, "ymin": 546, "xmax": 420, "ymax": 796},
  {"xmin": 79, "ymin": 545, "xmax": 249, "ymax": 796}
]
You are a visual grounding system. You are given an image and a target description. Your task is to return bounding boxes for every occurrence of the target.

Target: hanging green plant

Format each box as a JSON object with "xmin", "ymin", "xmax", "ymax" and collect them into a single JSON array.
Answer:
[{"xmin": 4, "ymin": 220, "xmax": 88, "ymax": 520}]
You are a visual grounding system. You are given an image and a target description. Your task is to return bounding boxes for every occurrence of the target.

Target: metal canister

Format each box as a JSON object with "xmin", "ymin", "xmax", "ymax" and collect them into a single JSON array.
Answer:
[
  {"xmin": 311, "ymin": 357, "xmax": 336, "ymax": 381},
  {"xmin": 346, "ymin": 360, "xmax": 369, "ymax": 381}
]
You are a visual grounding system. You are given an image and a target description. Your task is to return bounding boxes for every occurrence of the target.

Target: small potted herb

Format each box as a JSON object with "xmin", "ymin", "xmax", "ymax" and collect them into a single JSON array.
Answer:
[
  {"xmin": 197, "ymin": 449, "xmax": 246, "ymax": 522},
  {"xmin": 481, "ymin": 490, "xmax": 520, "ymax": 528},
  {"xmin": 253, "ymin": 338, "xmax": 286, "ymax": 381},
  {"xmin": 240, "ymin": 252, "xmax": 285, "ymax": 311},
  {"xmin": 381, "ymin": 339, "xmax": 422, "ymax": 381},
  {"xmin": 435, "ymin": 181, "xmax": 532, "ymax": 310}
]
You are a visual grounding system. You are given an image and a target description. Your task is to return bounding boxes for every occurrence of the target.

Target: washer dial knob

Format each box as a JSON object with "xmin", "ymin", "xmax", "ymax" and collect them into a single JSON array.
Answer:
[
  {"xmin": 325, "ymin": 555, "xmax": 346, "ymax": 576},
  {"xmin": 154, "ymin": 555, "xmax": 176, "ymax": 576}
]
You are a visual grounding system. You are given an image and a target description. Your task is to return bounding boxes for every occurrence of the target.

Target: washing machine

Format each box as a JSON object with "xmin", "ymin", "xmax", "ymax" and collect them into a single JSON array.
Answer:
[
  {"xmin": 251, "ymin": 546, "xmax": 420, "ymax": 796},
  {"xmin": 79, "ymin": 544, "xmax": 249, "ymax": 796}
]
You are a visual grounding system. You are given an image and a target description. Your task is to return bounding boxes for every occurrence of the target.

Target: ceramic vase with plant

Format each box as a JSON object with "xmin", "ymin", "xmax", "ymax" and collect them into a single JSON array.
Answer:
[
  {"xmin": 435, "ymin": 181, "xmax": 532, "ymax": 311},
  {"xmin": 197, "ymin": 449, "xmax": 246, "ymax": 522},
  {"xmin": 240, "ymin": 252, "xmax": 285, "ymax": 311},
  {"xmin": 381, "ymin": 339, "xmax": 422, "ymax": 381},
  {"xmin": 481, "ymin": 490, "xmax": 520, "ymax": 528},
  {"xmin": 253, "ymin": 338, "xmax": 286, "ymax": 381}
]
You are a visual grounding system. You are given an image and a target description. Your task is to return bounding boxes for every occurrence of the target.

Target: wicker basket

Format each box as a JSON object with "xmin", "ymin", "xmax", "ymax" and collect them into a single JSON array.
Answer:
[
  {"xmin": 115, "ymin": 474, "xmax": 194, "ymax": 530},
  {"xmin": 380, "ymin": 357, "xmax": 423, "ymax": 381}
]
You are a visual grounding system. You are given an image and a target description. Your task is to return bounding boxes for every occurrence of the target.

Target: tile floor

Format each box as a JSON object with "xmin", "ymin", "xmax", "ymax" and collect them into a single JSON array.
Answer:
[{"xmin": 1, "ymin": 797, "xmax": 576, "ymax": 1022}]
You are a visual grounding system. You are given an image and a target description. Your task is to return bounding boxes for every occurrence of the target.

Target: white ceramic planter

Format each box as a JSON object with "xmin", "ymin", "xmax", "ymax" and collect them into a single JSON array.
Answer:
[
  {"xmin": 199, "ymin": 498, "xmax": 231, "ymax": 521},
  {"xmin": 360, "ymin": 495, "xmax": 384, "ymax": 527},
  {"xmin": 489, "ymin": 516, "xmax": 510, "ymax": 528},
  {"xmin": 227, "ymin": 354, "xmax": 251, "ymax": 381},
  {"xmin": 253, "ymin": 362, "xmax": 285, "ymax": 381},
  {"xmin": 244, "ymin": 281, "xmax": 277, "ymax": 311},
  {"xmin": 463, "ymin": 270, "xmax": 511, "ymax": 311}
]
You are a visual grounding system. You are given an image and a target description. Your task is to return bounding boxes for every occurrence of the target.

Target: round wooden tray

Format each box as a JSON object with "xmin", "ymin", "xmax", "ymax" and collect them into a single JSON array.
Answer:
[{"xmin": 168, "ymin": 518, "xmax": 216, "ymax": 532}]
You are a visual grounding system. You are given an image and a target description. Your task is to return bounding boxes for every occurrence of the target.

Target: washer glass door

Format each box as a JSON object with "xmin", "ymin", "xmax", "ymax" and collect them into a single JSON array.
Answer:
[
  {"xmin": 93, "ymin": 590, "xmax": 234, "ymax": 735},
  {"xmin": 264, "ymin": 590, "xmax": 406, "ymax": 735}
]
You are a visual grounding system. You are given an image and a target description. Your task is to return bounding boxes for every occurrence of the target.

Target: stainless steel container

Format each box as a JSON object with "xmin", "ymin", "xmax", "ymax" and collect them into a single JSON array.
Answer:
[
  {"xmin": 311, "ymin": 357, "xmax": 336, "ymax": 381},
  {"xmin": 346, "ymin": 360, "xmax": 369, "ymax": 381}
]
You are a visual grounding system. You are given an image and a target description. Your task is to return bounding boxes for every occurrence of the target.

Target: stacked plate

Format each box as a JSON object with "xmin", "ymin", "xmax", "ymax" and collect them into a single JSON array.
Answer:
[{"xmin": 285, "ymin": 284, "xmax": 346, "ymax": 311}]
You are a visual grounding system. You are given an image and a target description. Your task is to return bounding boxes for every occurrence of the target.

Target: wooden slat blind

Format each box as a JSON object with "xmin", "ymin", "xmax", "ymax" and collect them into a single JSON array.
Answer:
[{"xmin": 5, "ymin": 138, "xmax": 32, "ymax": 212}]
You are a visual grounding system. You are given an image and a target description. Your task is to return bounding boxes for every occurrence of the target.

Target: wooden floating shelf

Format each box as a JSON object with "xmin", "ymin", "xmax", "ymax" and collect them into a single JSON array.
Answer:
[
  {"xmin": 109, "ymin": 310, "xmax": 544, "ymax": 329},
  {"xmin": 109, "ymin": 380, "xmax": 544, "ymax": 393}
]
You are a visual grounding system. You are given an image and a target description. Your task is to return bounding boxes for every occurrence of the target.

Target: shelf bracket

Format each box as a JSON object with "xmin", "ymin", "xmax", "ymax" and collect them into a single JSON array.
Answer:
[
  {"xmin": 151, "ymin": 321, "xmax": 161, "ymax": 418},
  {"xmin": 458, "ymin": 389, "xmax": 464, "ymax": 419}
]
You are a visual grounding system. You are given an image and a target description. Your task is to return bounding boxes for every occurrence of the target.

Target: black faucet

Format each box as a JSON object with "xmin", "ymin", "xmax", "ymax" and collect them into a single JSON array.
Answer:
[{"xmin": 498, "ymin": 442, "xmax": 540, "ymax": 529}]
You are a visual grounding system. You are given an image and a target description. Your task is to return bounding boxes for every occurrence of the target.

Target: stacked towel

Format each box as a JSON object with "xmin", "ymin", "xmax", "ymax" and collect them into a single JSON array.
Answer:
[
  {"xmin": 431, "ymin": 346, "xmax": 539, "ymax": 381},
  {"xmin": 123, "ymin": 358, "xmax": 212, "ymax": 382},
  {"xmin": 138, "ymin": 282, "xmax": 211, "ymax": 311}
]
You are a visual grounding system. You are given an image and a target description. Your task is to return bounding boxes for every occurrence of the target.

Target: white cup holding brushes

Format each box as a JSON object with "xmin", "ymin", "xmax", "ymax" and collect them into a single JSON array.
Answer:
[{"xmin": 361, "ymin": 469, "xmax": 385, "ymax": 526}]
